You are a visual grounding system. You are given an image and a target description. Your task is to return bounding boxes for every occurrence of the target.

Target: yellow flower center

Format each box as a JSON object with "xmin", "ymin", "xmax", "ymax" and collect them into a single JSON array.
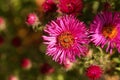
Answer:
[
  {"xmin": 58, "ymin": 32, "xmax": 74, "ymax": 48},
  {"xmin": 102, "ymin": 25, "xmax": 118, "ymax": 39}
]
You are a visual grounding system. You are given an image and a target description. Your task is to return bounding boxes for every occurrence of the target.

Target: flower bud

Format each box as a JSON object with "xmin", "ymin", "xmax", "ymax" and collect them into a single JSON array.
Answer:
[
  {"xmin": 26, "ymin": 13, "xmax": 38, "ymax": 25},
  {"xmin": 86, "ymin": 65, "xmax": 103, "ymax": 80},
  {"xmin": 8, "ymin": 75, "xmax": 19, "ymax": 80},
  {"xmin": 21, "ymin": 58, "xmax": 32, "ymax": 70}
]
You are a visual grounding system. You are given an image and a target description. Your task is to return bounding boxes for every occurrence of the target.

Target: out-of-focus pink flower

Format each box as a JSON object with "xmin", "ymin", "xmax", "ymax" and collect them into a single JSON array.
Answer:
[
  {"xmin": 42, "ymin": 0, "xmax": 57, "ymax": 12},
  {"xmin": 58, "ymin": 0, "xmax": 83, "ymax": 15},
  {"xmin": 0, "ymin": 17, "xmax": 6, "ymax": 31},
  {"xmin": 21, "ymin": 58, "xmax": 32, "ymax": 70},
  {"xmin": 8, "ymin": 75, "xmax": 19, "ymax": 80},
  {"xmin": 0, "ymin": 17, "xmax": 4, "ymax": 24},
  {"xmin": 26, "ymin": 13, "xmax": 38, "ymax": 25}
]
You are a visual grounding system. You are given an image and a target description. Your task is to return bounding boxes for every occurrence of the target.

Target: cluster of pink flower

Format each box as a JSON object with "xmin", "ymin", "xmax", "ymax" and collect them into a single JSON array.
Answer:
[{"xmin": 26, "ymin": 0, "xmax": 120, "ymax": 80}]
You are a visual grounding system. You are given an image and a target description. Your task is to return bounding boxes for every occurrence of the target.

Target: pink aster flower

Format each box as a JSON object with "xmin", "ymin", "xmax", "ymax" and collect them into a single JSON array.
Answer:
[
  {"xmin": 42, "ymin": 0, "xmax": 57, "ymax": 12},
  {"xmin": 90, "ymin": 11, "xmax": 120, "ymax": 54},
  {"xmin": 26, "ymin": 13, "xmax": 36, "ymax": 25},
  {"xmin": 21, "ymin": 58, "xmax": 32, "ymax": 70},
  {"xmin": 0, "ymin": 17, "xmax": 6, "ymax": 31},
  {"xmin": 0, "ymin": 17, "xmax": 4, "ymax": 24},
  {"xmin": 86, "ymin": 65, "xmax": 103, "ymax": 80},
  {"xmin": 8, "ymin": 75, "xmax": 19, "ymax": 80},
  {"xmin": 58, "ymin": 0, "xmax": 83, "ymax": 15},
  {"xmin": 26, "ymin": 13, "xmax": 41, "ymax": 30},
  {"xmin": 26, "ymin": 13, "xmax": 39, "ymax": 26},
  {"xmin": 43, "ymin": 15, "xmax": 88, "ymax": 64}
]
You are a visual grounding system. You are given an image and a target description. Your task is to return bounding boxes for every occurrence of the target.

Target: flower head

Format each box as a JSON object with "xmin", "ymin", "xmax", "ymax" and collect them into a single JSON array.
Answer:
[
  {"xmin": 21, "ymin": 58, "xmax": 32, "ymax": 70},
  {"xmin": 86, "ymin": 65, "xmax": 103, "ymax": 80},
  {"xmin": 43, "ymin": 15, "xmax": 88, "ymax": 64},
  {"xmin": 0, "ymin": 17, "xmax": 6, "ymax": 31},
  {"xmin": 8, "ymin": 75, "xmax": 19, "ymax": 80},
  {"xmin": 26, "ymin": 13, "xmax": 38, "ymax": 25},
  {"xmin": 42, "ymin": 0, "xmax": 57, "ymax": 12},
  {"xmin": 0, "ymin": 17, "xmax": 4, "ymax": 24},
  {"xmin": 90, "ymin": 11, "xmax": 120, "ymax": 54},
  {"xmin": 58, "ymin": 0, "xmax": 83, "ymax": 15}
]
